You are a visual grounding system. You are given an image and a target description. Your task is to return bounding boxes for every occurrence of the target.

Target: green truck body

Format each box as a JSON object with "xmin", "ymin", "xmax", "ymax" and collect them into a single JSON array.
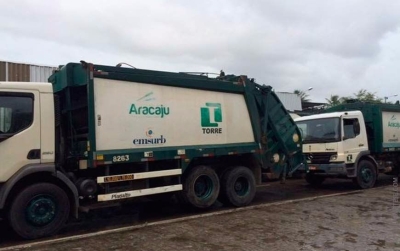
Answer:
[
  {"xmin": 0, "ymin": 61, "xmax": 305, "ymax": 239},
  {"xmin": 326, "ymin": 102, "xmax": 400, "ymax": 154}
]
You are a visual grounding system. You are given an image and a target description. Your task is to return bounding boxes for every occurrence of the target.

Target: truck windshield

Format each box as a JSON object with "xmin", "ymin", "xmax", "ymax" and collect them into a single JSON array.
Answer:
[{"xmin": 296, "ymin": 117, "xmax": 340, "ymax": 143}]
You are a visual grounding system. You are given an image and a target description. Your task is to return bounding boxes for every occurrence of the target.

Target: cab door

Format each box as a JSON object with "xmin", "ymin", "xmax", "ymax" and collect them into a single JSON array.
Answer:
[
  {"xmin": 0, "ymin": 91, "xmax": 40, "ymax": 182},
  {"xmin": 341, "ymin": 115, "xmax": 368, "ymax": 163}
]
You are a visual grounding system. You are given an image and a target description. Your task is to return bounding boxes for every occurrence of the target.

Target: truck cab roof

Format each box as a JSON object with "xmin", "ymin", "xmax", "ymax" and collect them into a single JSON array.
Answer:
[
  {"xmin": 294, "ymin": 110, "xmax": 362, "ymax": 122},
  {"xmin": 0, "ymin": 81, "xmax": 53, "ymax": 93}
]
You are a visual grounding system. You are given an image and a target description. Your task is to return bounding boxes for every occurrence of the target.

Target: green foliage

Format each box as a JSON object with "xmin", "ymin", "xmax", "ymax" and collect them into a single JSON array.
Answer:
[
  {"xmin": 294, "ymin": 88, "xmax": 387, "ymax": 108},
  {"xmin": 324, "ymin": 89, "xmax": 383, "ymax": 108},
  {"xmin": 353, "ymin": 89, "xmax": 383, "ymax": 103},
  {"xmin": 294, "ymin": 89, "xmax": 311, "ymax": 102},
  {"xmin": 325, "ymin": 95, "xmax": 341, "ymax": 107}
]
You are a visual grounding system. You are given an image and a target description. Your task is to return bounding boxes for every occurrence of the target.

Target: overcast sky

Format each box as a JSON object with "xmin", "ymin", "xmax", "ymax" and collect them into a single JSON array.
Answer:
[{"xmin": 1, "ymin": 1, "xmax": 400, "ymax": 102}]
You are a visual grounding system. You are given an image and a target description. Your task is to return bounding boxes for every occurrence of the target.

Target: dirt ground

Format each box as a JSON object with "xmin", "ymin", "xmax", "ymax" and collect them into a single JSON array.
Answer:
[{"xmin": 14, "ymin": 184, "xmax": 400, "ymax": 251}]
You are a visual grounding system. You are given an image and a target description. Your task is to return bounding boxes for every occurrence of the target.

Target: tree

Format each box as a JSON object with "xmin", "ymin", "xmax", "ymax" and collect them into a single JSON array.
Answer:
[
  {"xmin": 324, "ymin": 89, "xmax": 382, "ymax": 108},
  {"xmin": 353, "ymin": 89, "xmax": 382, "ymax": 103},
  {"xmin": 325, "ymin": 95, "xmax": 341, "ymax": 108},
  {"xmin": 294, "ymin": 89, "xmax": 311, "ymax": 102}
]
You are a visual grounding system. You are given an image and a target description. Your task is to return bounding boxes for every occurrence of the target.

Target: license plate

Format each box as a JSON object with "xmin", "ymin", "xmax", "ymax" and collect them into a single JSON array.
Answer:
[
  {"xmin": 104, "ymin": 174, "xmax": 134, "ymax": 183},
  {"xmin": 309, "ymin": 166, "xmax": 318, "ymax": 170}
]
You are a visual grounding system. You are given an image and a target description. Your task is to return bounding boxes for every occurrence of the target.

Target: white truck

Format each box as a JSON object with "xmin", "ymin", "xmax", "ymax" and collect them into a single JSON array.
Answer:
[
  {"xmin": 0, "ymin": 61, "xmax": 305, "ymax": 239},
  {"xmin": 295, "ymin": 102, "xmax": 400, "ymax": 188}
]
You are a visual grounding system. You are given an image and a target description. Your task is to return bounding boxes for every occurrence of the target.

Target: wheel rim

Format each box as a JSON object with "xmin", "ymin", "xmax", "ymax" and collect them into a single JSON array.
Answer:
[
  {"xmin": 361, "ymin": 166, "xmax": 372, "ymax": 184},
  {"xmin": 234, "ymin": 177, "xmax": 250, "ymax": 196},
  {"xmin": 194, "ymin": 175, "xmax": 214, "ymax": 200},
  {"xmin": 25, "ymin": 195, "xmax": 57, "ymax": 226}
]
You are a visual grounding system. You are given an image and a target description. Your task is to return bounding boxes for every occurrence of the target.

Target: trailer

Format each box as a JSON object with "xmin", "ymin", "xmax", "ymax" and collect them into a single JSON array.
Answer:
[
  {"xmin": 0, "ymin": 61, "xmax": 305, "ymax": 239},
  {"xmin": 295, "ymin": 101, "xmax": 400, "ymax": 188}
]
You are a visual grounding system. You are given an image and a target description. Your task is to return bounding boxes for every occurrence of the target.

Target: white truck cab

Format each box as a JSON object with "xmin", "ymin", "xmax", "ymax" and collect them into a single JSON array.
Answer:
[
  {"xmin": 0, "ymin": 82, "xmax": 55, "ymax": 181},
  {"xmin": 295, "ymin": 111, "xmax": 377, "ymax": 188}
]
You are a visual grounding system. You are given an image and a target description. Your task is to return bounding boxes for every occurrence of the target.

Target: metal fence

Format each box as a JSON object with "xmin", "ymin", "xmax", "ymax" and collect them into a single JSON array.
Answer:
[{"xmin": 0, "ymin": 61, "xmax": 56, "ymax": 82}]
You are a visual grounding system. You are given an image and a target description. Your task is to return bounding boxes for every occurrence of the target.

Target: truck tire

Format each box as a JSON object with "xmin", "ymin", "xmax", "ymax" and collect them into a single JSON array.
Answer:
[
  {"xmin": 220, "ymin": 166, "xmax": 256, "ymax": 207},
  {"xmin": 8, "ymin": 183, "xmax": 70, "ymax": 239},
  {"xmin": 353, "ymin": 160, "xmax": 377, "ymax": 189},
  {"xmin": 305, "ymin": 174, "xmax": 325, "ymax": 186},
  {"xmin": 181, "ymin": 165, "xmax": 220, "ymax": 209}
]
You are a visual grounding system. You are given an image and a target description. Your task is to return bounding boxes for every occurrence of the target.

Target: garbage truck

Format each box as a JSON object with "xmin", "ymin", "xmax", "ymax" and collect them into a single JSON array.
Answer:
[
  {"xmin": 294, "ymin": 101, "xmax": 400, "ymax": 188},
  {"xmin": 0, "ymin": 61, "xmax": 305, "ymax": 239}
]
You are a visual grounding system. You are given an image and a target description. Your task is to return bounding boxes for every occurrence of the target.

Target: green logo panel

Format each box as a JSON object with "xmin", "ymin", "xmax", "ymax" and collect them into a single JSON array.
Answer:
[{"xmin": 201, "ymin": 103, "xmax": 222, "ymax": 127}]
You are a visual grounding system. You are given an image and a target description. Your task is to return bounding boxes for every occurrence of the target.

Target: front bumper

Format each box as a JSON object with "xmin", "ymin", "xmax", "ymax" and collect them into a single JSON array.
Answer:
[{"xmin": 299, "ymin": 162, "xmax": 354, "ymax": 177}]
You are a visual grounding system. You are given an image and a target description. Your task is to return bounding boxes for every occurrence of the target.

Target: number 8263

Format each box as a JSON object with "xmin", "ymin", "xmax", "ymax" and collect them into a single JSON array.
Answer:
[{"xmin": 113, "ymin": 155, "xmax": 130, "ymax": 162}]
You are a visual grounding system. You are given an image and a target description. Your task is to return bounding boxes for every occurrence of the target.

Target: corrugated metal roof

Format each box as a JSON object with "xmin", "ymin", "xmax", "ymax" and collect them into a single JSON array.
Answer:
[
  {"xmin": 276, "ymin": 92, "xmax": 302, "ymax": 111},
  {"xmin": 0, "ymin": 61, "xmax": 56, "ymax": 82},
  {"xmin": 30, "ymin": 65, "xmax": 56, "ymax": 82},
  {"xmin": 8, "ymin": 62, "xmax": 30, "ymax": 82},
  {"xmin": 0, "ymin": 62, "xmax": 6, "ymax": 81}
]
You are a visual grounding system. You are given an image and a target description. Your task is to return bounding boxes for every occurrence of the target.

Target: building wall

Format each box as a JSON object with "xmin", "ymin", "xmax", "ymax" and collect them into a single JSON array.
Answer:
[
  {"xmin": 276, "ymin": 92, "xmax": 302, "ymax": 111},
  {"xmin": 8, "ymin": 62, "xmax": 30, "ymax": 81},
  {"xmin": 0, "ymin": 62, "xmax": 6, "ymax": 81},
  {"xmin": 30, "ymin": 65, "xmax": 57, "ymax": 82},
  {"xmin": 0, "ymin": 61, "xmax": 56, "ymax": 82}
]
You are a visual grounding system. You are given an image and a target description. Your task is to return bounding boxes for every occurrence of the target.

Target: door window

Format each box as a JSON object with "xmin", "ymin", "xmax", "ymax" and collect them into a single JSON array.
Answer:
[
  {"xmin": 0, "ymin": 93, "xmax": 33, "ymax": 134},
  {"xmin": 343, "ymin": 118, "xmax": 360, "ymax": 139}
]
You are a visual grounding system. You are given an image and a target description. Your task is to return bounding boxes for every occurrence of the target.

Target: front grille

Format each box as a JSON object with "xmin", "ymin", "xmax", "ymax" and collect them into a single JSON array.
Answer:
[{"xmin": 307, "ymin": 152, "xmax": 337, "ymax": 164}]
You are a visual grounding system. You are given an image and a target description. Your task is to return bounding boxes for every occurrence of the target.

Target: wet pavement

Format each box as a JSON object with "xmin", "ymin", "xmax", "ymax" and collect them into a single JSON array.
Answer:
[{"xmin": 1, "ymin": 176, "xmax": 399, "ymax": 250}]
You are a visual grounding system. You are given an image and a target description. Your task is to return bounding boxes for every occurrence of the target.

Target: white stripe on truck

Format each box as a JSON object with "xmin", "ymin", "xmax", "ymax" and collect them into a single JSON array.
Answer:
[
  {"xmin": 97, "ymin": 169, "xmax": 182, "ymax": 184},
  {"xmin": 97, "ymin": 185, "xmax": 183, "ymax": 201}
]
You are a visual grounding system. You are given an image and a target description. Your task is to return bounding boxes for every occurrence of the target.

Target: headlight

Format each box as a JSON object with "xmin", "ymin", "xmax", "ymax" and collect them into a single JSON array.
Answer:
[
  {"xmin": 330, "ymin": 155, "xmax": 338, "ymax": 161},
  {"xmin": 293, "ymin": 133, "xmax": 299, "ymax": 143},
  {"xmin": 272, "ymin": 153, "xmax": 280, "ymax": 163}
]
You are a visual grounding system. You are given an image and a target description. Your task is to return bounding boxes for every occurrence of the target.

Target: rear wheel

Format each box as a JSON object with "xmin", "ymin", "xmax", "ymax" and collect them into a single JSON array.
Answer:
[
  {"xmin": 305, "ymin": 173, "xmax": 325, "ymax": 186},
  {"xmin": 353, "ymin": 160, "xmax": 377, "ymax": 189},
  {"xmin": 181, "ymin": 165, "xmax": 220, "ymax": 208},
  {"xmin": 220, "ymin": 166, "xmax": 256, "ymax": 207},
  {"xmin": 8, "ymin": 183, "xmax": 70, "ymax": 239}
]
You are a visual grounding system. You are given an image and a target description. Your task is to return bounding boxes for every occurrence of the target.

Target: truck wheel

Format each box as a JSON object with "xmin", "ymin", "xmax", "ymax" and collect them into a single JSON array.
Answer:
[
  {"xmin": 220, "ymin": 166, "xmax": 256, "ymax": 207},
  {"xmin": 8, "ymin": 183, "xmax": 70, "ymax": 239},
  {"xmin": 305, "ymin": 174, "xmax": 325, "ymax": 186},
  {"xmin": 181, "ymin": 165, "xmax": 220, "ymax": 208},
  {"xmin": 353, "ymin": 160, "xmax": 377, "ymax": 189}
]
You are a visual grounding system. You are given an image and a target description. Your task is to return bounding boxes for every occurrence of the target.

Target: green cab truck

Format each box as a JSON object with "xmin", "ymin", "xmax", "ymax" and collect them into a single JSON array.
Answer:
[
  {"xmin": 294, "ymin": 102, "xmax": 400, "ymax": 188},
  {"xmin": 0, "ymin": 61, "xmax": 305, "ymax": 239}
]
